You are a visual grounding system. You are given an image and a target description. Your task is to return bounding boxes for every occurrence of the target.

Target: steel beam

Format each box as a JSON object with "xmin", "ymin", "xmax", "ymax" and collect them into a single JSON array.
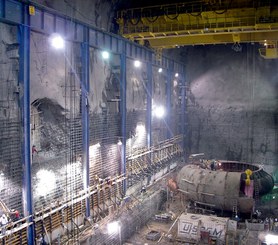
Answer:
[
  {"xmin": 146, "ymin": 61, "xmax": 152, "ymax": 148},
  {"xmin": 18, "ymin": 5, "xmax": 34, "ymax": 244},
  {"xmin": 0, "ymin": 1, "xmax": 183, "ymax": 77},
  {"xmin": 180, "ymin": 73, "xmax": 186, "ymax": 159},
  {"xmin": 81, "ymin": 26, "xmax": 90, "ymax": 218},
  {"xmin": 147, "ymin": 31, "xmax": 278, "ymax": 48},
  {"xmin": 166, "ymin": 65, "xmax": 174, "ymax": 139},
  {"xmin": 120, "ymin": 46, "xmax": 127, "ymax": 196}
]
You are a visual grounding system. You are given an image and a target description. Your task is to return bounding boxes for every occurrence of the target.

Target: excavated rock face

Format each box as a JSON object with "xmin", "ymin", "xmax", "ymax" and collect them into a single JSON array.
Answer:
[
  {"xmin": 166, "ymin": 45, "xmax": 278, "ymax": 174},
  {"xmin": 32, "ymin": 98, "xmax": 68, "ymax": 155},
  {"xmin": 31, "ymin": 0, "xmax": 115, "ymax": 32}
]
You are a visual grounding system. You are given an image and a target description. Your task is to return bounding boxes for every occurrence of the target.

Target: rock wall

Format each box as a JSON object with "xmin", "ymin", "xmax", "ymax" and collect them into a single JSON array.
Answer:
[
  {"xmin": 32, "ymin": 0, "xmax": 117, "ymax": 32},
  {"xmin": 0, "ymin": 23, "xmax": 22, "ymax": 211},
  {"xmin": 168, "ymin": 44, "xmax": 278, "ymax": 174}
]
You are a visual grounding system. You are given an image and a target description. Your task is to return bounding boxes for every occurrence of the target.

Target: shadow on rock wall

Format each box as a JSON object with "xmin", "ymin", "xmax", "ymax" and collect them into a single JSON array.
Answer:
[{"xmin": 167, "ymin": 44, "xmax": 278, "ymax": 169}]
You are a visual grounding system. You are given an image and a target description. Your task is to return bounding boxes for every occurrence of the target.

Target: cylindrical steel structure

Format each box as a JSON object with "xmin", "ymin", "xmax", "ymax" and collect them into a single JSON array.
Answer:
[{"xmin": 176, "ymin": 161, "xmax": 274, "ymax": 213}]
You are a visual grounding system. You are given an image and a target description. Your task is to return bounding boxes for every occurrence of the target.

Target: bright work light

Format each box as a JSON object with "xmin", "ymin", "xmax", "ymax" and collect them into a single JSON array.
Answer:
[
  {"xmin": 134, "ymin": 60, "xmax": 141, "ymax": 68},
  {"xmin": 50, "ymin": 33, "xmax": 65, "ymax": 50},
  {"xmin": 101, "ymin": 51, "xmax": 110, "ymax": 59}
]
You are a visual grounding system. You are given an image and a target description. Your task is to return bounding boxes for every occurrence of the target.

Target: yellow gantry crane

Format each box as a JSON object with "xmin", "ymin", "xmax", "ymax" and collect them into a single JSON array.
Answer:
[{"xmin": 117, "ymin": 0, "xmax": 278, "ymax": 58}]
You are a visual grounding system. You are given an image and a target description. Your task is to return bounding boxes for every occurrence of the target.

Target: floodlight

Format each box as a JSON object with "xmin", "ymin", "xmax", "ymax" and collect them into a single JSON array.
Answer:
[
  {"xmin": 154, "ymin": 106, "xmax": 165, "ymax": 118},
  {"xmin": 134, "ymin": 60, "xmax": 141, "ymax": 68},
  {"xmin": 175, "ymin": 73, "xmax": 179, "ymax": 78},
  {"xmin": 49, "ymin": 33, "xmax": 65, "ymax": 50},
  {"xmin": 101, "ymin": 51, "xmax": 110, "ymax": 59},
  {"xmin": 158, "ymin": 68, "xmax": 163, "ymax": 73}
]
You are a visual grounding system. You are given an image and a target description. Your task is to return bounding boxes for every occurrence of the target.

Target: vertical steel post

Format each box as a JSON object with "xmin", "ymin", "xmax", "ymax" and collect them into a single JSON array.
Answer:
[
  {"xmin": 120, "ymin": 47, "xmax": 127, "ymax": 196},
  {"xmin": 18, "ymin": 6, "xmax": 34, "ymax": 244},
  {"xmin": 146, "ymin": 62, "xmax": 152, "ymax": 148},
  {"xmin": 181, "ymin": 72, "xmax": 186, "ymax": 159},
  {"xmin": 166, "ymin": 64, "xmax": 173, "ymax": 139},
  {"xmin": 81, "ymin": 27, "xmax": 90, "ymax": 217}
]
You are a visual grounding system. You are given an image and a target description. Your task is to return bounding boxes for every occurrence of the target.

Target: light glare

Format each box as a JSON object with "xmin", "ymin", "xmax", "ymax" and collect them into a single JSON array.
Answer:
[
  {"xmin": 36, "ymin": 169, "xmax": 56, "ymax": 196},
  {"xmin": 50, "ymin": 34, "xmax": 65, "ymax": 49},
  {"xmin": 107, "ymin": 221, "xmax": 120, "ymax": 234},
  {"xmin": 265, "ymin": 234, "xmax": 278, "ymax": 244},
  {"xmin": 158, "ymin": 68, "xmax": 163, "ymax": 73},
  {"xmin": 89, "ymin": 143, "xmax": 101, "ymax": 157},
  {"xmin": 136, "ymin": 124, "xmax": 145, "ymax": 136},
  {"xmin": 101, "ymin": 51, "xmax": 110, "ymax": 59},
  {"xmin": 134, "ymin": 60, "xmax": 141, "ymax": 68},
  {"xmin": 154, "ymin": 106, "xmax": 165, "ymax": 118},
  {"xmin": 175, "ymin": 73, "xmax": 179, "ymax": 77}
]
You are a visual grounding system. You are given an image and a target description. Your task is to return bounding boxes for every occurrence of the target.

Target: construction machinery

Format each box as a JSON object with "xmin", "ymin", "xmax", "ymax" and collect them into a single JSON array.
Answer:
[
  {"xmin": 175, "ymin": 160, "xmax": 274, "ymax": 213},
  {"xmin": 117, "ymin": 0, "xmax": 278, "ymax": 59}
]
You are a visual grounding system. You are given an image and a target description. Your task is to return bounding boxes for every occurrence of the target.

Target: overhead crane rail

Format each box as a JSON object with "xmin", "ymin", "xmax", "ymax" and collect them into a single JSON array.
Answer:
[
  {"xmin": 117, "ymin": 1, "xmax": 278, "ymax": 58},
  {"xmin": 117, "ymin": 1, "xmax": 276, "ymax": 20}
]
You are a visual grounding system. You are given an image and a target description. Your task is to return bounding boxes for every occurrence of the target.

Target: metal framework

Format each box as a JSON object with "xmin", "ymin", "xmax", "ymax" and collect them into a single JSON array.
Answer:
[
  {"xmin": 18, "ymin": 6, "xmax": 34, "ymax": 243},
  {"xmin": 0, "ymin": 138, "xmax": 182, "ymax": 244},
  {"xmin": 117, "ymin": 1, "xmax": 278, "ymax": 53},
  {"xmin": 81, "ymin": 27, "xmax": 90, "ymax": 218},
  {"xmin": 0, "ymin": 0, "xmax": 186, "ymax": 244}
]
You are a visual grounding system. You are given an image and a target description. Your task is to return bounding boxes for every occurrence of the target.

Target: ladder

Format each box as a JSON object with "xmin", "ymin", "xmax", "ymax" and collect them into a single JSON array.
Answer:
[
  {"xmin": 254, "ymin": 178, "xmax": 260, "ymax": 205},
  {"xmin": 232, "ymin": 199, "xmax": 238, "ymax": 218}
]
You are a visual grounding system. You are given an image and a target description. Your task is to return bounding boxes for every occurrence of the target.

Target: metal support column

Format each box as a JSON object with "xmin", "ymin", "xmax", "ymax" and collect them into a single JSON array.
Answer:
[
  {"xmin": 120, "ymin": 48, "xmax": 127, "ymax": 196},
  {"xmin": 180, "ymin": 73, "xmax": 186, "ymax": 159},
  {"xmin": 18, "ymin": 6, "xmax": 34, "ymax": 244},
  {"xmin": 81, "ymin": 27, "xmax": 90, "ymax": 217},
  {"xmin": 146, "ymin": 62, "xmax": 152, "ymax": 148},
  {"xmin": 166, "ymin": 65, "xmax": 173, "ymax": 139}
]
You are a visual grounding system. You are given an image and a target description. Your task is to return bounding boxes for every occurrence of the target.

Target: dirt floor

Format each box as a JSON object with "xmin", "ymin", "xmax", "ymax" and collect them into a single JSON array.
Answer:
[
  {"xmin": 123, "ymin": 192, "xmax": 276, "ymax": 245},
  {"xmin": 124, "ymin": 194, "xmax": 191, "ymax": 245}
]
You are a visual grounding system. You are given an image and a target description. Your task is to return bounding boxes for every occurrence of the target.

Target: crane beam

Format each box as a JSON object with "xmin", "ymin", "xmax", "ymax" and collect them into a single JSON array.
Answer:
[
  {"xmin": 147, "ymin": 31, "xmax": 278, "ymax": 48},
  {"xmin": 117, "ymin": 4, "xmax": 278, "ymax": 48}
]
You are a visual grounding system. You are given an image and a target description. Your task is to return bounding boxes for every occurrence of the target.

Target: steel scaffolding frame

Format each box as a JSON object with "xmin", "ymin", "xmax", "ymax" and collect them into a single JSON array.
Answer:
[{"xmin": 0, "ymin": 0, "xmax": 186, "ymax": 243}]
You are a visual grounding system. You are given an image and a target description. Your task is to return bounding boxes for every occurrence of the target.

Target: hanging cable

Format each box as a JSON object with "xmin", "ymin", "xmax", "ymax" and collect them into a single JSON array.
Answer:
[
  {"xmin": 145, "ymin": 15, "xmax": 159, "ymax": 23},
  {"xmin": 189, "ymin": 11, "xmax": 202, "ymax": 17},
  {"xmin": 164, "ymin": 6, "xmax": 180, "ymax": 20},
  {"xmin": 129, "ymin": 18, "xmax": 141, "ymax": 26},
  {"xmin": 212, "ymin": 0, "xmax": 233, "ymax": 15}
]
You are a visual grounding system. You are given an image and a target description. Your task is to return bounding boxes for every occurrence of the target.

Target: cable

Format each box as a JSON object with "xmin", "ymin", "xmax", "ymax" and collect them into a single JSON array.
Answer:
[
  {"xmin": 164, "ymin": 6, "xmax": 180, "ymax": 20},
  {"xmin": 212, "ymin": 0, "xmax": 233, "ymax": 15},
  {"xmin": 129, "ymin": 18, "xmax": 141, "ymax": 26},
  {"xmin": 189, "ymin": 12, "xmax": 202, "ymax": 17},
  {"xmin": 165, "ymin": 12, "xmax": 180, "ymax": 20},
  {"xmin": 145, "ymin": 15, "xmax": 159, "ymax": 23}
]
